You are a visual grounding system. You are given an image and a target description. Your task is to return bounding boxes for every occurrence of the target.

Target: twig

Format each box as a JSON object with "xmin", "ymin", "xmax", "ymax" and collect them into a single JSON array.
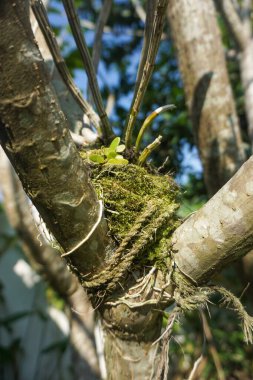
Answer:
[
  {"xmin": 138, "ymin": 135, "xmax": 162, "ymax": 165},
  {"xmin": 62, "ymin": 0, "xmax": 114, "ymax": 143},
  {"xmin": 201, "ymin": 311, "xmax": 226, "ymax": 380},
  {"xmin": 187, "ymin": 354, "xmax": 204, "ymax": 380},
  {"xmin": 124, "ymin": 0, "xmax": 169, "ymax": 148},
  {"xmin": 239, "ymin": 282, "xmax": 250, "ymax": 300},
  {"xmin": 105, "ymin": 92, "xmax": 115, "ymax": 117},
  {"xmin": 131, "ymin": 0, "xmax": 146, "ymax": 22},
  {"xmin": 135, "ymin": 104, "xmax": 175, "ymax": 152},
  {"xmin": 92, "ymin": 0, "xmax": 113, "ymax": 73},
  {"xmin": 31, "ymin": 0, "xmax": 101, "ymax": 132}
]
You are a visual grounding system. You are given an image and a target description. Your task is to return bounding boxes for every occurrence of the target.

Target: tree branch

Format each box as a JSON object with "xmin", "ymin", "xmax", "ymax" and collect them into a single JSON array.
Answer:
[
  {"xmin": 92, "ymin": 0, "xmax": 113, "ymax": 74},
  {"xmin": 131, "ymin": 0, "xmax": 146, "ymax": 23},
  {"xmin": 172, "ymin": 155, "xmax": 253, "ymax": 284},
  {"xmin": 31, "ymin": 0, "xmax": 101, "ymax": 133},
  {"xmin": 0, "ymin": 146, "xmax": 101, "ymax": 379},
  {"xmin": 62, "ymin": 0, "xmax": 114, "ymax": 143},
  {"xmin": 30, "ymin": 1, "xmax": 84, "ymax": 134},
  {"xmin": 124, "ymin": 0, "xmax": 169, "ymax": 148},
  {"xmin": 0, "ymin": 0, "xmax": 112, "ymax": 278}
]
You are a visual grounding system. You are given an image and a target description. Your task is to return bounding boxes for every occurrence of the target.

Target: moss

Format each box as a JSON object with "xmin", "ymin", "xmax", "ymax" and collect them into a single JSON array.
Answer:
[{"xmin": 81, "ymin": 150, "xmax": 180, "ymax": 271}]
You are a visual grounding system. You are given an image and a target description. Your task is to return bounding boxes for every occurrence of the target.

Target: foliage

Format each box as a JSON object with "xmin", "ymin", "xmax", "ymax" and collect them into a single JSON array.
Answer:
[{"xmin": 87, "ymin": 137, "xmax": 128, "ymax": 165}]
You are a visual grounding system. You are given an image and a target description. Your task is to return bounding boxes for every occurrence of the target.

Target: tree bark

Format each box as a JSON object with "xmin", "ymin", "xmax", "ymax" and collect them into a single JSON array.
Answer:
[
  {"xmin": 173, "ymin": 155, "xmax": 253, "ymax": 284},
  {"xmin": 0, "ymin": 0, "xmax": 111, "ymax": 277},
  {"xmin": 167, "ymin": 0, "xmax": 246, "ymax": 196},
  {"xmin": 0, "ymin": 147, "xmax": 100, "ymax": 380}
]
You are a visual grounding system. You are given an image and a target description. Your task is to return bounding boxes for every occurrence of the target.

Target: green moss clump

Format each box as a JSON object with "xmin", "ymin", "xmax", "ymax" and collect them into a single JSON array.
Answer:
[
  {"xmin": 89, "ymin": 163, "xmax": 178, "ymax": 241},
  {"xmin": 80, "ymin": 150, "xmax": 180, "ymax": 269}
]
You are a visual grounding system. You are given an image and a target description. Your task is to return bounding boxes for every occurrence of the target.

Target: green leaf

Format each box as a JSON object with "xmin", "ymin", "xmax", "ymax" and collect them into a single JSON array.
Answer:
[
  {"xmin": 106, "ymin": 158, "xmax": 129, "ymax": 165},
  {"xmin": 107, "ymin": 151, "xmax": 117, "ymax": 159},
  {"xmin": 109, "ymin": 137, "xmax": 120, "ymax": 150},
  {"xmin": 103, "ymin": 147, "xmax": 111, "ymax": 156},
  {"xmin": 116, "ymin": 144, "xmax": 125, "ymax": 153},
  {"xmin": 89, "ymin": 154, "xmax": 105, "ymax": 164}
]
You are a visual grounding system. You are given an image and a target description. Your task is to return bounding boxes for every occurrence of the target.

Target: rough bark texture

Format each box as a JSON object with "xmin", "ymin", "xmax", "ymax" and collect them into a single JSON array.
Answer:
[
  {"xmin": 0, "ymin": 0, "xmax": 111, "ymax": 276},
  {"xmin": 172, "ymin": 155, "xmax": 253, "ymax": 284},
  {"xmin": 168, "ymin": 0, "xmax": 245, "ymax": 196}
]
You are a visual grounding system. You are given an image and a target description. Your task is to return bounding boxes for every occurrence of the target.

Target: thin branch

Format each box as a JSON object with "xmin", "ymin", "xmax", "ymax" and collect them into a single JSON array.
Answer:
[
  {"xmin": 131, "ymin": 0, "xmax": 146, "ymax": 23},
  {"xmin": 187, "ymin": 354, "xmax": 204, "ymax": 380},
  {"xmin": 62, "ymin": 0, "xmax": 114, "ymax": 143},
  {"xmin": 214, "ymin": 0, "xmax": 250, "ymax": 51},
  {"xmin": 201, "ymin": 312, "xmax": 226, "ymax": 380},
  {"xmin": 105, "ymin": 92, "xmax": 115, "ymax": 117},
  {"xmin": 31, "ymin": 0, "xmax": 101, "ymax": 133},
  {"xmin": 92, "ymin": 0, "xmax": 113, "ymax": 73},
  {"xmin": 124, "ymin": 0, "xmax": 169, "ymax": 148}
]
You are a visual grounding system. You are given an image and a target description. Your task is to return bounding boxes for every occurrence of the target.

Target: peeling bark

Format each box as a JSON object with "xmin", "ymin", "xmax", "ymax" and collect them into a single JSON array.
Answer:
[{"xmin": 167, "ymin": 0, "xmax": 246, "ymax": 196}]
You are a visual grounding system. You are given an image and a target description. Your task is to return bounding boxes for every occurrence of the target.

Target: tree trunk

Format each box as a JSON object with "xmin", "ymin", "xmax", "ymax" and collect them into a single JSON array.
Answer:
[
  {"xmin": 0, "ymin": 147, "xmax": 100, "ymax": 380},
  {"xmin": 0, "ymin": 0, "xmax": 111, "ymax": 277},
  {"xmin": 167, "ymin": 0, "xmax": 246, "ymax": 196}
]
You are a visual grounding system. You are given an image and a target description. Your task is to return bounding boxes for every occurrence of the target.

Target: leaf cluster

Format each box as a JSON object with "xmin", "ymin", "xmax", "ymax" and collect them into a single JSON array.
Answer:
[{"xmin": 88, "ymin": 137, "xmax": 128, "ymax": 165}]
